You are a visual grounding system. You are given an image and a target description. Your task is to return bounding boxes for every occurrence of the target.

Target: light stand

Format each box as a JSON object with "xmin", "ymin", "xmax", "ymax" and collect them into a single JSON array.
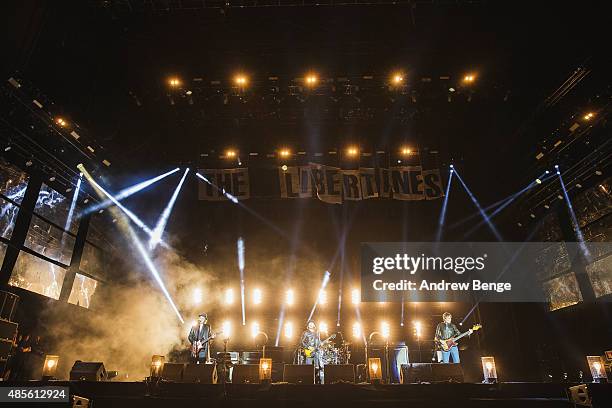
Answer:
[
  {"xmin": 368, "ymin": 331, "xmax": 389, "ymax": 384},
  {"xmin": 255, "ymin": 331, "xmax": 269, "ymax": 359}
]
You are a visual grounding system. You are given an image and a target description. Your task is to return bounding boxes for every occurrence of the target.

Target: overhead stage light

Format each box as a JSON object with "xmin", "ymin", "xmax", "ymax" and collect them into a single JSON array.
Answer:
[
  {"xmin": 391, "ymin": 73, "xmax": 404, "ymax": 84},
  {"xmin": 251, "ymin": 321, "xmax": 260, "ymax": 338},
  {"xmin": 192, "ymin": 288, "xmax": 203, "ymax": 305},
  {"xmin": 224, "ymin": 288, "xmax": 235, "ymax": 305},
  {"xmin": 279, "ymin": 149, "xmax": 291, "ymax": 158},
  {"xmin": 346, "ymin": 146, "xmax": 359, "ymax": 157},
  {"xmin": 225, "ymin": 149, "xmax": 237, "ymax": 158},
  {"xmin": 286, "ymin": 289, "xmax": 295, "ymax": 306},
  {"xmin": 413, "ymin": 321, "xmax": 422, "ymax": 338},
  {"xmin": 583, "ymin": 112, "xmax": 595, "ymax": 121},
  {"xmin": 55, "ymin": 117, "xmax": 68, "ymax": 127},
  {"xmin": 168, "ymin": 77, "xmax": 181, "ymax": 87},
  {"xmin": 234, "ymin": 75, "xmax": 248, "ymax": 86},
  {"xmin": 351, "ymin": 288, "xmax": 360, "ymax": 305},
  {"xmin": 400, "ymin": 147, "xmax": 412, "ymax": 156},
  {"xmin": 284, "ymin": 321, "xmax": 293, "ymax": 339},
  {"xmin": 381, "ymin": 321, "xmax": 390, "ymax": 339},
  {"xmin": 222, "ymin": 320, "xmax": 232, "ymax": 339},
  {"xmin": 463, "ymin": 74, "xmax": 476, "ymax": 83},
  {"xmin": 305, "ymin": 74, "xmax": 318, "ymax": 86},
  {"xmin": 318, "ymin": 290, "xmax": 327, "ymax": 305},
  {"xmin": 253, "ymin": 288, "xmax": 263, "ymax": 305},
  {"xmin": 352, "ymin": 322, "xmax": 362, "ymax": 339}
]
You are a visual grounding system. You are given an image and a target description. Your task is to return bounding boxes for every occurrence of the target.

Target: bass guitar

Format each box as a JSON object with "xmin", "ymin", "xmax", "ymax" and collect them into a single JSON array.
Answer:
[
  {"xmin": 438, "ymin": 324, "xmax": 481, "ymax": 351},
  {"xmin": 304, "ymin": 333, "xmax": 336, "ymax": 358}
]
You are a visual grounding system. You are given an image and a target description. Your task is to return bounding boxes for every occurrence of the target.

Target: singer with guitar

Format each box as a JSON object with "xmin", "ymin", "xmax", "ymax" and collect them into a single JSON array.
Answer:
[
  {"xmin": 188, "ymin": 313, "xmax": 216, "ymax": 364},
  {"xmin": 299, "ymin": 321, "xmax": 335, "ymax": 383},
  {"xmin": 434, "ymin": 312, "xmax": 479, "ymax": 364}
]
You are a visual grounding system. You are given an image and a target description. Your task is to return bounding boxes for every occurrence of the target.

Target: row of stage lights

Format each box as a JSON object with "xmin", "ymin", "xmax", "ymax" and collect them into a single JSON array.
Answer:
[
  {"xmin": 209, "ymin": 108, "xmax": 598, "ymax": 161},
  {"xmin": 166, "ymin": 71, "xmax": 479, "ymax": 89},
  {"xmin": 221, "ymin": 146, "xmax": 415, "ymax": 160},
  {"xmin": 193, "ymin": 287, "xmax": 426, "ymax": 342},
  {"xmin": 209, "ymin": 287, "xmax": 362, "ymax": 308},
  {"xmin": 211, "ymin": 319, "xmax": 425, "ymax": 343}
]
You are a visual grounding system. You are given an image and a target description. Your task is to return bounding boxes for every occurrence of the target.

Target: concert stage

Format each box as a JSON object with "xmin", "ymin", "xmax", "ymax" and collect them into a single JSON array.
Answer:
[{"xmin": 2, "ymin": 381, "xmax": 612, "ymax": 408}]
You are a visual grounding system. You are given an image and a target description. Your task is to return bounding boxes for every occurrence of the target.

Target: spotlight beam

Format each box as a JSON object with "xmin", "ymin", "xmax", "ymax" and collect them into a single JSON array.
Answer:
[
  {"xmin": 64, "ymin": 174, "xmax": 82, "ymax": 233},
  {"xmin": 195, "ymin": 172, "xmax": 290, "ymax": 239},
  {"xmin": 148, "ymin": 168, "xmax": 190, "ymax": 250},
  {"xmin": 78, "ymin": 164, "xmax": 184, "ymax": 323},
  {"xmin": 453, "ymin": 168, "xmax": 503, "ymax": 242},
  {"xmin": 307, "ymin": 271, "xmax": 331, "ymax": 323},
  {"xmin": 461, "ymin": 219, "xmax": 543, "ymax": 326},
  {"xmin": 82, "ymin": 173, "xmax": 170, "ymax": 249},
  {"xmin": 85, "ymin": 167, "xmax": 180, "ymax": 214},
  {"xmin": 238, "ymin": 237, "xmax": 246, "ymax": 326},
  {"xmin": 463, "ymin": 172, "xmax": 551, "ymax": 239},
  {"xmin": 556, "ymin": 167, "xmax": 591, "ymax": 260},
  {"xmin": 435, "ymin": 168, "xmax": 454, "ymax": 242}
]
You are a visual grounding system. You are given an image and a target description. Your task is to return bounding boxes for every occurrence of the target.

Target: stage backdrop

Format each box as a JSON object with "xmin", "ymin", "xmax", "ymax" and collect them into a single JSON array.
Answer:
[{"xmin": 198, "ymin": 164, "xmax": 444, "ymax": 203}]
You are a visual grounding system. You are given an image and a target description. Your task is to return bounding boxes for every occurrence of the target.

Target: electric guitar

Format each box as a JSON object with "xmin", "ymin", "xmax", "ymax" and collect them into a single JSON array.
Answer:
[
  {"xmin": 304, "ymin": 333, "xmax": 336, "ymax": 358},
  {"xmin": 437, "ymin": 324, "xmax": 481, "ymax": 351},
  {"xmin": 190, "ymin": 331, "xmax": 220, "ymax": 358}
]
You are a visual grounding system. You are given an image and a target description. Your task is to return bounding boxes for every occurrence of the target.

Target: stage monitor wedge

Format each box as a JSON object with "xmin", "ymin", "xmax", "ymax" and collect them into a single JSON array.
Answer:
[
  {"xmin": 400, "ymin": 363, "xmax": 464, "ymax": 384},
  {"xmin": 70, "ymin": 361, "xmax": 107, "ymax": 381},
  {"xmin": 324, "ymin": 364, "xmax": 355, "ymax": 384},
  {"xmin": 232, "ymin": 364, "xmax": 260, "ymax": 384},
  {"xmin": 183, "ymin": 363, "xmax": 217, "ymax": 383},
  {"xmin": 161, "ymin": 363, "xmax": 185, "ymax": 382},
  {"xmin": 283, "ymin": 364, "xmax": 315, "ymax": 384}
]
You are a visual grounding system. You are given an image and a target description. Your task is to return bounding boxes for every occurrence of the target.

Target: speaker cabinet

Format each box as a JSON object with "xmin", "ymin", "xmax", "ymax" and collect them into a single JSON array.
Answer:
[
  {"xmin": 232, "ymin": 364, "xmax": 260, "ymax": 384},
  {"xmin": 324, "ymin": 364, "xmax": 355, "ymax": 384},
  {"xmin": 283, "ymin": 364, "xmax": 315, "ymax": 384},
  {"xmin": 183, "ymin": 363, "xmax": 217, "ymax": 383},
  {"xmin": 400, "ymin": 363, "xmax": 464, "ymax": 384},
  {"xmin": 0, "ymin": 339, "xmax": 12, "ymax": 360},
  {"xmin": 432, "ymin": 363, "xmax": 464, "ymax": 382},
  {"xmin": 0, "ymin": 319, "xmax": 17, "ymax": 341},
  {"xmin": 70, "ymin": 361, "xmax": 107, "ymax": 381},
  {"xmin": 161, "ymin": 363, "xmax": 186, "ymax": 382}
]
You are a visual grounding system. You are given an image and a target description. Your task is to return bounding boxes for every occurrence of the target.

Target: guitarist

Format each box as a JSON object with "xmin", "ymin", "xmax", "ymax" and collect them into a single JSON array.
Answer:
[
  {"xmin": 188, "ymin": 313, "xmax": 215, "ymax": 364},
  {"xmin": 300, "ymin": 321, "xmax": 323, "ymax": 382},
  {"xmin": 434, "ymin": 312, "xmax": 472, "ymax": 364}
]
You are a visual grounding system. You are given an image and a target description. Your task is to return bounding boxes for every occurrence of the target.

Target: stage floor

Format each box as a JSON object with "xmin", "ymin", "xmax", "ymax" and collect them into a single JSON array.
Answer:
[{"xmin": 2, "ymin": 381, "xmax": 611, "ymax": 408}]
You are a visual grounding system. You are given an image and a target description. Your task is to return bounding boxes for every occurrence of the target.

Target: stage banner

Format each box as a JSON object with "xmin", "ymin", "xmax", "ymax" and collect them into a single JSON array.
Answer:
[
  {"xmin": 279, "ymin": 164, "xmax": 444, "ymax": 202},
  {"xmin": 198, "ymin": 168, "xmax": 250, "ymax": 201},
  {"xmin": 198, "ymin": 165, "xmax": 443, "ymax": 202}
]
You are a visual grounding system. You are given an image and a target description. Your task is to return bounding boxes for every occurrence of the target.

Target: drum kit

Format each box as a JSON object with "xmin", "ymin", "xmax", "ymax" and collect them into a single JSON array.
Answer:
[{"xmin": 320, "ymin": 338, "xmax": 351, "ymax": 365}]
